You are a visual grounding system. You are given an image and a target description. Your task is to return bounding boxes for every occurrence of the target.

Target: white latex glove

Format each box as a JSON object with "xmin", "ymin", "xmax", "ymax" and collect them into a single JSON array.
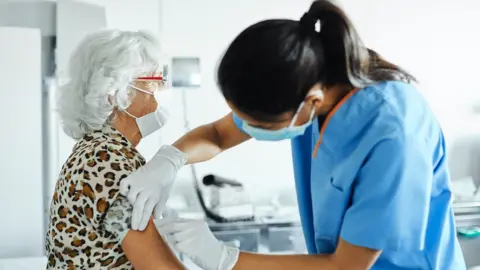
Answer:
[
  {"xmin": 120, "ymin": 145, "xmax": 187, "ymax": 230},
  {"xmin": 156, "ymin": 218, "xmax": 240, "ymax": 270}
]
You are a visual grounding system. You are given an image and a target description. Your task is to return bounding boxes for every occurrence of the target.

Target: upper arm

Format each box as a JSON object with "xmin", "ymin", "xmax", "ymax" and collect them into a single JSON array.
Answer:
[
  {"xmin": 332, "ymin": 238, "xmax": 381, "ymax": 270},
  {"xmin": 104, "ymin": 197, "xmax": 183, "ymax": 269},
  {"xmin": 212, "ymin": 112, "xmax": 250, "ymax": 150},
  {"xmin": 121, "ymin": 219, "xmax": 184, "ymax": 270},
  {"xmin": 340, "ymin": 135, "xmax": 432, "ymax": 252}
]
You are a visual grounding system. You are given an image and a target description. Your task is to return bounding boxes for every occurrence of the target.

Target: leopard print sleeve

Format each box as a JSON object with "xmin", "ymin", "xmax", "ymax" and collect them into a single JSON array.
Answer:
[
  {"xmin": 103, "ymin": 196, "xmax": 132, "ymax": 242},
  {"xmin": 79, "ymin": 141, "xmax": 144, "ymax": 231}
]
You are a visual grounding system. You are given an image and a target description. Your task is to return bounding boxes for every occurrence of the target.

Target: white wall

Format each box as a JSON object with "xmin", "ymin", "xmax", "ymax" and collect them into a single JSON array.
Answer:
[
  {"xmin": 78, "ymin": 0, "xmax": 161, "ymax": 33},
  {"xmin": 0, "ymin": 27, "xmax": 43, "ymax": 258}
]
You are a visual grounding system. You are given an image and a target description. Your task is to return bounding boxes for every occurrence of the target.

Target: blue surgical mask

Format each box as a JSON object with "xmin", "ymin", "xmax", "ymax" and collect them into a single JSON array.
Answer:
[{"xmin": 242, "ymin": 101, "xmax": 316, "ymax": 141}]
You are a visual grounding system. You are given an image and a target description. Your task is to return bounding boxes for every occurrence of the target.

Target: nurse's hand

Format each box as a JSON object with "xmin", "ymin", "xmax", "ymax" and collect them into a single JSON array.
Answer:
[
  {"xmin": 157, "ymin": 217, "xmax": 240, "ymax": 270},
  {"xmin": 119, "ymin": 145, "xmax": 187, "ymax": 231}
]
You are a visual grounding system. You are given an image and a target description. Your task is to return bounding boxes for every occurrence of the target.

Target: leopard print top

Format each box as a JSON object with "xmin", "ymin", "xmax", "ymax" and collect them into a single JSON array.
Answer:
[{"xmin": 45, "ymin": 125, "xmax": 145, "ymax": 269}]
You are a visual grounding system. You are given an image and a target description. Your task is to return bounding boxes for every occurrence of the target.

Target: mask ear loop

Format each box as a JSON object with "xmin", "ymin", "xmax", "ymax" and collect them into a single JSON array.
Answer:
[
  {"xmin": 123, "ymin": 110, "xmax": 138, "ymax": 119},
  {"xmin": 288, "ymin": 90, "xmax": 321, "ymax": 128},
  {"xmin": 307, "ymin": 106, "xmax": 316, "ymax": 122},
  {"xmin": 128, "ymin": 84, "xmax": 154, "ymax": 95},
  {"xmin": 288, "ymin": 102, "xmax": 306, "ymax": 128},
  {"xmin": 123, "ymin": 84, "xmax": 155, "ymax": 119}
]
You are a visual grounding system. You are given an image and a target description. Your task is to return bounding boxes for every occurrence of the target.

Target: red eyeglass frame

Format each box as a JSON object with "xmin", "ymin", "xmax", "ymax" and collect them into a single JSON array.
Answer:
[{"xmin": 135, "ymin": 76, "xmax": 165, "ymax": 81}]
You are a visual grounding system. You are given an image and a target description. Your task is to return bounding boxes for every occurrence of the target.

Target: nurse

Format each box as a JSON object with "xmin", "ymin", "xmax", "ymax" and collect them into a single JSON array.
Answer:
[{"xmin": 121, "ymin": 0, "xmax": 466, "ymax": 269}]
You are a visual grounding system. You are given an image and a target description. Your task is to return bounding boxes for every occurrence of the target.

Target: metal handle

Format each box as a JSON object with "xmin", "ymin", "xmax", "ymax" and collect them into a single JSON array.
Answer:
[
  {"xmin": 453, "ymin": 201, "xmax": 480, "ymax": 208},
  {"xmin": 288, "ymin": 236, "xmax": 295, "ymax": 244},
  {"xmin": 455, "ymin": 214, "xmax": 480, "ymax": 221}
]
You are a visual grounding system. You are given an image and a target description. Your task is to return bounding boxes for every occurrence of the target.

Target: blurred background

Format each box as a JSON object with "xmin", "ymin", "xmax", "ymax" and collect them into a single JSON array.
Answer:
[{"xmin": 1, "ymin": 0, "xmax": 480, "ymax": 269}]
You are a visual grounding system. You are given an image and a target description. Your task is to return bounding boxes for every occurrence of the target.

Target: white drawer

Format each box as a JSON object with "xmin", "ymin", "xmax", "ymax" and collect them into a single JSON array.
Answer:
[
  {"xmin": 268, "ymin": 227, "xmax": 307, "ymax": 253},
  {"xmin": 214, "ymin": 228, "xmax": 261, "ymax": 252}
]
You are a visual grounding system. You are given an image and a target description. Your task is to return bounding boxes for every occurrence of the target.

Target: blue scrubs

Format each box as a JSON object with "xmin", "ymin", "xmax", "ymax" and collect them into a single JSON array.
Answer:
[{"xmin": 233, "ymin": 81, "xmax": 466, "ymax": 269}]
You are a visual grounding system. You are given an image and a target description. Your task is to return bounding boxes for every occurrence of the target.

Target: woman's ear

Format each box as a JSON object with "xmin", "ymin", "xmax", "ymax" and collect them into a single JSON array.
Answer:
[
  {"xmin": 108, "ymin": 95, "xmax": 115, "ymax": 106},
  {"xmin": 305, "ymin": 87, "xmax": 324, "ymax": 109}
]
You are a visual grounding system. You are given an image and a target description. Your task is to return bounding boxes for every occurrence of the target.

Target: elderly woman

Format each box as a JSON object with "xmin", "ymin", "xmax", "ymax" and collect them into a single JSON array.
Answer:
[{"xmin": 45, "ymin": 29, "xmax": 185, "ymax": 270}]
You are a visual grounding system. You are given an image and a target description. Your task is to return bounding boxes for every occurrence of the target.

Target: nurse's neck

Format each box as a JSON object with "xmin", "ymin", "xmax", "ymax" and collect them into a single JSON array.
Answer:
[{"xmin": 317, "ymin": 84, "xmax": 354, "ymax": 115}]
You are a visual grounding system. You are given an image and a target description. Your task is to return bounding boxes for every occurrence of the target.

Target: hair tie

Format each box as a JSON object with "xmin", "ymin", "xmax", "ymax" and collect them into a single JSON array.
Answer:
[{"xmin": 299, "ymin": 12, "xmax": 320, "ymax": 35}]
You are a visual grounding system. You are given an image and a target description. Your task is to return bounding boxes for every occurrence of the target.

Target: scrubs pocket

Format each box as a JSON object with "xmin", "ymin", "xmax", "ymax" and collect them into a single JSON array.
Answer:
[
  {"xmin": 329, "ymin": 177, "xmax": 344, "ymax": 192},
  {"xmin": 312, "ymin": 179, "xmax": 350, "ymax": 250}
]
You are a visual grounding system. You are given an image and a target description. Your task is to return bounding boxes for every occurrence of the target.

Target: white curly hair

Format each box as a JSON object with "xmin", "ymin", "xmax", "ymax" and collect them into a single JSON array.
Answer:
[{"xmin": 56, "ymin": 29, "xmax": 163, "ymax": 140}]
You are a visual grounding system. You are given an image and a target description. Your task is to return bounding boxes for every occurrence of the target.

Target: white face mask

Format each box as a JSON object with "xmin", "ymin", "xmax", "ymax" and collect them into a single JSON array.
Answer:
[{"xmin": 124, "ymin": 84, "xmax": 170, "ymax": 138}]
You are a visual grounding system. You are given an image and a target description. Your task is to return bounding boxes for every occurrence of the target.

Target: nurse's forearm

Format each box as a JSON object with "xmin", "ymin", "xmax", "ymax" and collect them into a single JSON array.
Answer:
[
  {"xmin": 172, "ymin": 124, "xmax": 224, "ymax": 164},
  {"xmin": 172, "ymin": 113, "xmax": 251, "ymax": 164},
  {"xmin": 233, "ymin": 252, "xmax": 338, "ymax": 270},
  {"xmin": 233, "ymin": 239, "xmax": 380, "ymax": 270}
]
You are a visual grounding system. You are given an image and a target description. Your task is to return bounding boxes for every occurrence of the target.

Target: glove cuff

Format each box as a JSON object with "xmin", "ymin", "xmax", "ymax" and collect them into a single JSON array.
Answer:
[
  {"xmin": 218, "ymin": 246, "xmax": 240, "ymax": 270},
  {"xmin": 153, "ymin": 145, "xmax": 187, "ymax": 169}
]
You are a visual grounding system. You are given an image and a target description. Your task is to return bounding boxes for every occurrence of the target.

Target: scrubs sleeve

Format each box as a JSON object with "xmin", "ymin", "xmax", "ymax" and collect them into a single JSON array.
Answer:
[
  {"xmin": 340, "ymin": 135, "xmax": 433, "ymax": 251},
  {"xmin": 231, "ymin": 112, "xmax": 247, "ymax": 133}
]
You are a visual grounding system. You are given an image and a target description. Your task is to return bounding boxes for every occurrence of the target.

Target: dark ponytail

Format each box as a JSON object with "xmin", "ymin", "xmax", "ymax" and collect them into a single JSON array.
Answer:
[
  {"xmin": 217, "ymin": 0, "xmax": 415, "ymax": 122},
  {"xmin": 367, "ymin": 49, "xmax": 416, "ymax": 83},
  {"xmin": 301, "ymin": 0, "xmax": 416, "ymax": 88}
]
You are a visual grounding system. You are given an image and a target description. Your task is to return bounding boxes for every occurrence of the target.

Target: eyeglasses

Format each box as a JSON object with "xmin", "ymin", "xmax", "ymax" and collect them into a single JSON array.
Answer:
[
  {"xmin": 134, "ymin": 76, "xmax": 166, "ymax": 91},
  {"xmin": 136, "ymin": 76, "xmax": 164, "ymax": 81}
]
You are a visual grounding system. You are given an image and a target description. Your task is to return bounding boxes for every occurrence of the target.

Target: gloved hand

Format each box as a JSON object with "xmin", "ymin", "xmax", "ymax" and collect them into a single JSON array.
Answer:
[
  {"xmin": 156, "ymin": 217, "xmax": 240, "ymax": 270},
  {"xmin": 119, "ymin": 145, "xmax": 187, "ymax": 230}
]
